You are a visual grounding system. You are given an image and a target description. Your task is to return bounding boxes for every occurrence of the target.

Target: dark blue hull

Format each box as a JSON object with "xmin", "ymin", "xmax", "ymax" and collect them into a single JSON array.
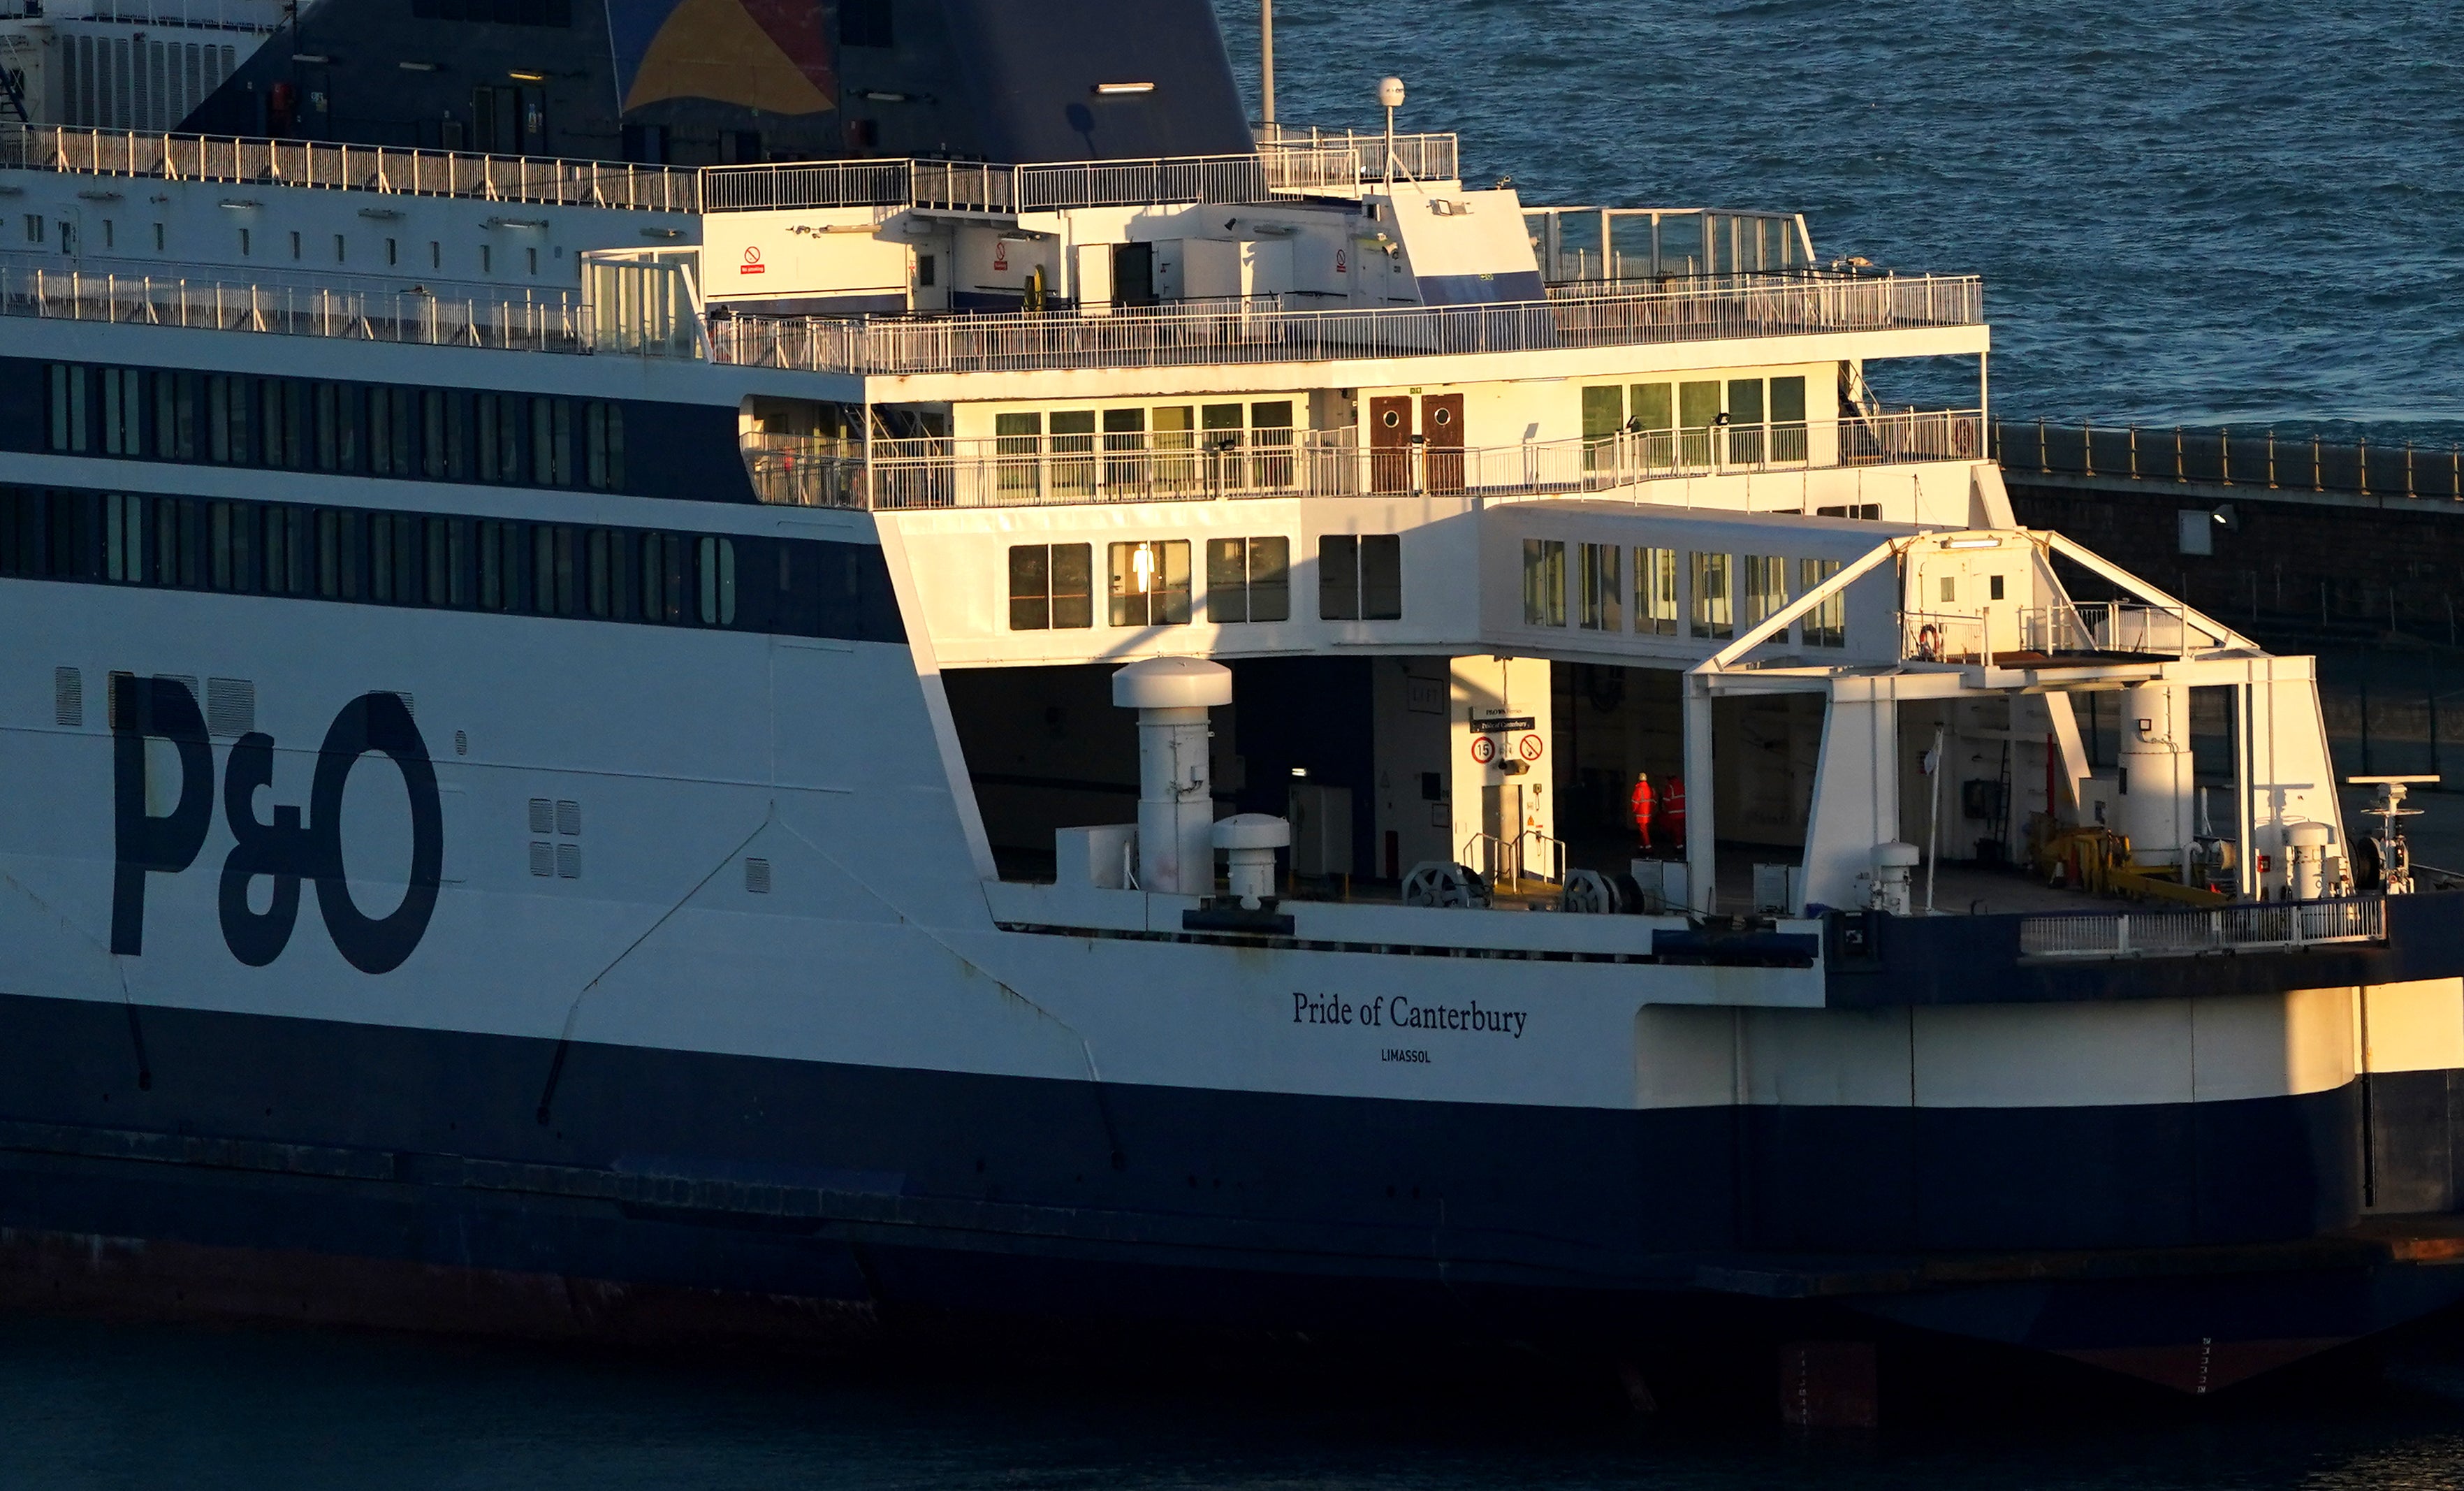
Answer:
[{"xmin": 3, "ymin": 989, "xmax": 2462, "ymax": 1393}]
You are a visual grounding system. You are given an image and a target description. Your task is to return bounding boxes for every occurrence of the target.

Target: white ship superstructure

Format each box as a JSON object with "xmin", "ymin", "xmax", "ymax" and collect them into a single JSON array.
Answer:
[{"xmin": 3, "ymin": 112, "xmax": 2463, "ymax": 1403}]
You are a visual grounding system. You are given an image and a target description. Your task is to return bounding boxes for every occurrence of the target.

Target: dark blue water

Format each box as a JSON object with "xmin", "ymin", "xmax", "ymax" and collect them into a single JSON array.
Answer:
[
  {"xmin": 6, "ymin": 1313, "xmax": 2464, "ymax": 1489},
  {"xmin": 1212, "ymin": 0, "xmax": 2464, "ymax": 447}
]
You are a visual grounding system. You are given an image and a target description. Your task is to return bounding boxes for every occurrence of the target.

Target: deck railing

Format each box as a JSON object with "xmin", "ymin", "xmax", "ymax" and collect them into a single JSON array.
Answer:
[
  {"xmin": 1, "ymin": 125, "xmax": 701, "ymax": 211},
  {"xmin": 1995, "ymin": 418, "xmax": 2464, "ymax": 502},
  {"xmin": 710, "ymin": 274, "xmax": 1983, "ymax": 377},
  {"xmin": 1254, "ymin": 124, "xmax": 1459, "ymax": 186},
  {"xmin": 0, "ymin": 263, "xmax": 586, "ymax": 351},
  {"xmin": 2019, "ymin": 898, "xmax": 2383, "ymax": 959},
  {"xmin": 745, "ymin": 407, "xmax": 1983, "ymax": 512},
  {"xmin": 1, "ymin": 124, "xmax": 1466, "ymax": 215}
]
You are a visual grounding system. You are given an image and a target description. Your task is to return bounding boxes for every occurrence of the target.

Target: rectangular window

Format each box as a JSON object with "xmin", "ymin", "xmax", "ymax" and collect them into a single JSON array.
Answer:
[
  {"xmin": 101, "ymin": 368, "xmax": 143, "ymax": 456},
  {"xmin": 1690, "ymin": 551, "xmax": 1733, "ymax": 639},
  {"xmin": 1249, "ymin": 400, "xmax": 1294, "ymax": 488},
  {"xmin": 1727, "ymin": 378, "xmax": 1765, "ymax": 465},
  {"xmin": 1101, "ymin": 407, "xmax": 1146, "ymax": 492},
  {"xmin": 1678, "ymin": 380, "xmax": 1720, "ymax": 467},
  {"xmin": 155, "ymin": 371, "xmax": 196, "ymax": 460},
  {"xmin": 1318, "ymin": 534, "xmax": 1357, "ymax": 620},
  {"xmin": 104, "ymin": 493, "xmax": 145, "ymax": 582},
  {"xmin": 207, "ymin": 374, "xmax": 249, "ymax": 464},
  {"xmin": 1007, "ymin": 542, "xmax": 1092, "ymax": 630},
  {"xmin": 1522, "ymin": 538, "xmax": 1566, "ymax": 627},
  {"xmin": 1580, "ymin": 385, "xmax": 1621, "ymax": 471},
  {"xmin": 1206, "ymin": 535, "xmax": 1290, "ymax": 624},
  {"xmin": 1635, "ymin": 546, "xmax": 1678, "ymax": 635},
  {"xmin": 1579, "ymin": 542, "xmax": 1621, "ymax": 631},
  {"xmin": 1799, "ymin": 557, "xmax": 1844, "ymax": 648},
  {"xmin": 477, "ymin": 394, "xmax": 513, "ymax": 481},
  {"xmin": 1049, "ymin": 410, "xmax": 1095, "ymax": 496},
  {"xmin": 995, "ymin": 411, "xmax": 1042, "ymax": 497},
  {"xmin": 1360, "ymin": 534, "xmax": 1401, "ymax": 620},
  {"xmin": 48, "ymin": 364, "xmax": 88, "ymax": 452},
  {"xmin": 1771, "ymin": 374, "xmax": 1808, "ymax": 463},
  {"xmin": 531, "ymin": 397, "xmax": 572, "ymax": 485},
  {"xmin": 697, "ymin": 535, "xmax": 737, "ymax": 625},
  {"xmin": 585, "ymin": 401, "xmax": 624, "ymax": 490},
  {"xmin": 1108, "ymin": 539, "xmax": 1190, "ymax": 627},
  {"xmin": 1152, "ymin": 406, "xmax": 1195, "ymax": 489},
  {"xmin": 1742, "ymin": 554, "xmax": 1788, "ymax": 627}
]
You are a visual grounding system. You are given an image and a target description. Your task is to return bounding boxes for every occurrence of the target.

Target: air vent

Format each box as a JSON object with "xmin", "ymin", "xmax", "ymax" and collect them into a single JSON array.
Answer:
[
  {"xmin": 454, "ymin": 729, "xmax": 468, "ymax": 756},
  {"xmin": 528, "ymin": 798, "xmax": 553, "ymax": 834},
  {"xmin": 207, "ymin": 678, "xmax": 256, "ymax": 739},
  {"xmin": 529, "ymin": 841, "xmax": 553, "ymax": 877},
  {"xmin": 53, "ymin": 667, "xmax": 81, "ymax": 727},
  {"xmin": 555, "ymin": 800, "xmax": 581, "ymax": 837},
  {"xmin": 745, "ymin": 858, "xmax": 772, "ymax": 894},
  {"xmin": 105, "ymin": 671, "xmax": 133, "ymax": 727},
  {"xmin": 555, "ymin": 843, "xmax": 581, "ymax": 879}
]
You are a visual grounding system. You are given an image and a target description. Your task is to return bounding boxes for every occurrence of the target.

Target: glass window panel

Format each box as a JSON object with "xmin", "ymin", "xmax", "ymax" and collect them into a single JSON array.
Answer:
[
  {"xmin": 1049, "ymin": 410, "xmax": 1095, "ymax": 496},
  {"xmin": 1206, "ymin": 537, "xmax": 1247, "ymax": 623},
  {"xmin": 1009, "ymin": 544, "xmax": 1051, "ymax": 630},
  {"xmin": 1360, "ymin": 534, "xmax": 1400, "ymax": 620},
  {"xmin": 1522, "ymin": 538, "xmax": 1565, "ymax": 627},
  {"xmin": 1677, "ymin": 381, "xmax": 1719, "ymax": 466},
  {"xmin": 1635, "ymin": 546, "xmax": 1678, "ymax": 634},
  {"xmin": 1051, "ymin": 543, "xmax": 1092, "ymax": 628},
  {"xmin": 1690, "ymin": 551, "xmax": 1732, "ymax": 639},
  {"xmin": 1799, "ymin": 557, "xmax": 1844, "ymax": 648},
  {"xmin": 1318, "ymin": 534, "xmax": 1359, "ymax": 620},
  {"xmin": 1248, "ymin": 536, "xmax": 1289, "ymax": 622},
  {"xmin": 1743, "ymin": 554, "xmax": 1787, "ymax": 625},
  {"xmin": 1580, "ymin": 542, "xmax": 1621, "ymax": 631}
]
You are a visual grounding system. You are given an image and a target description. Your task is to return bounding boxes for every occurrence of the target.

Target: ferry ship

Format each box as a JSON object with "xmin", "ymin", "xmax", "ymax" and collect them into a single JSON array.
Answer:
[{"xmin": 6, "ymin": 0, "xmax": 2464, "ymax": 1411}]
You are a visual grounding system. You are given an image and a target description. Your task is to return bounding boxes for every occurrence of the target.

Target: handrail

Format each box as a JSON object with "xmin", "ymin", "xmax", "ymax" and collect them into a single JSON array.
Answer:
[
  {"xmin": 710, "ymin": 275, "xmax": 1984, "ymax": 377},
  {"xmin": 1996, "ymin": 416, "xmax": 2464, "ymax": 503},
  {"xmin": 2019, "ymin": 897, "xmax": 2384, "ymax": 960},
  {"xmin": 0, "ymin": 124, "xmax": 1470, "ymax": 216},
  {"xmin": 745, "ymin": 408, "xmax": 1985, "ymax": 512},
  {"xmin": 0, "ymin": 263, "xmax": 586, "ymax": 352}
]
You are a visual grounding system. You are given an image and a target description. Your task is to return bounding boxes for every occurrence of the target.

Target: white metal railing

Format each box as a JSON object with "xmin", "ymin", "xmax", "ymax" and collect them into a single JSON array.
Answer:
[
  {"xmin": 0, "ymin": 0, "xmax": 281, "ymax": 25},
  {"xmin": 2, "ymin": 125, "xmax": 1462, "ymax": 215},
  {"xmin": 2019, "ymin": 898, "xmax": 2385, "ymax": 959},
  {"xmin": 1, "ymin": 125, "xmax": 701, "ymax": 211},
  {"xmin": 0, "ymin": 263, "xmax": 586, "ymax": 351},
  {"xmin": 1253, "ymin": 124, "xmax": 1460, "ymax": 187},
  {"xmin": 709, "ymin": 275, "xmax": 1983, "ymax": 377},
  {"xmin": 751, "ymin": 409, "xmax": 1981, "ymax": 513},
  {"xmin": 2016, "ymin": 600, "xmax": 2214, "ymax": 657},
  {"xmin": 1524, "ymin": 205, "xmax": 1818, "ymax": 282},
  {"xmin": 1902, "ymin": 610, "xmax": 1988, "ymax": 663}
]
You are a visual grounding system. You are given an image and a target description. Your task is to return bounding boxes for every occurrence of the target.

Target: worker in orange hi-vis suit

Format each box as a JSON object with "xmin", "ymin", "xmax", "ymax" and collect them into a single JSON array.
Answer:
[
  {"xmin": 1663, "ymin": 776, "xmax": 1687, "ymax": 850},
  {"xmin": 1628, "ymin": 770, "xmax": 1656, "ymax": 851}
]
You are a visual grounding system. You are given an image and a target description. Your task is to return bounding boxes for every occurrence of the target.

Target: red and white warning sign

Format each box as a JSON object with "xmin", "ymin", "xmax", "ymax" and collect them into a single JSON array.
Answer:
[
  {"xmin": 1470, "ymin": 735, "xmax": 1496, "ymax": 764},
  {"xmin": 739, "ymin": 245, "xmax": 765, "ymax": 275},
  {"xmin": 1517, "ymin": 734, "xmax": 1543, "ymax": 762},
  {"xmin": 993, "ymin": 240, "xmax": 1009, "ymax": 272}
]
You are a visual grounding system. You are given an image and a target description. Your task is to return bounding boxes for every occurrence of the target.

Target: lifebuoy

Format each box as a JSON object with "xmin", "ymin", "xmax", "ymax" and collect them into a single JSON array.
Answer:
[{"xmin": 1917, "ymin": 623, "xmax": 1941, "ymax": 660}]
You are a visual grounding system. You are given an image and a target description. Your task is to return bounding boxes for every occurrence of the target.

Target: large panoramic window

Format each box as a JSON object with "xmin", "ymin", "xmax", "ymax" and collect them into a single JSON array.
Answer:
[
  {"xmin": 1690, "ymin": 551, "xmax": 1733, "ymax": 639},
  {"xmin": 1799, "ymin": 557, "xmax": 1844, "ymax": 648},
  {"xmin": 1521, "ymin": 538, "xmax": 1565, "ymax": 627},
  {"xmin": 1635, "ymin": 546, "xmax": 1678, "ymax": 635},
  {"xmin": 1320, "ymin": 534, "xmax": 1401, "ymax": 621},
  {"xmin": 1579, "ymin": 542, "xmax": 1621, "ymax": 631},
  {"xmin": 1108, "ymin": 540, "xmax": 1190, "ymax": 627}
]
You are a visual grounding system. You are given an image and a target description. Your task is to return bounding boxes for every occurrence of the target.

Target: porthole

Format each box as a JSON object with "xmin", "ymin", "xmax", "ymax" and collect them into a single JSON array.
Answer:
[
  {"xmin": 1431, "ymin": 407, "xmax": 1453, "ymax": 426},
  {"xmin": 1380, "ymin": 409, "xmax": 1402, "ymax": 428}
]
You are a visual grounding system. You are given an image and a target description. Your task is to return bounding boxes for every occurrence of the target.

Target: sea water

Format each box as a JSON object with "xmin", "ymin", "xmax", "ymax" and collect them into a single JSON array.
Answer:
[{"xmin": 1213, "ymin": 0, "xmax": 2464, "ymax": 446}]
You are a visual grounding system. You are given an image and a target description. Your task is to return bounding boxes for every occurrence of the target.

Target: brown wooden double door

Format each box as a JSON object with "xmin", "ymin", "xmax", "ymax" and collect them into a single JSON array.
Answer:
[{"xmin": 1368, "ymin": 393, "xmax": 1464, "ymax": 494}]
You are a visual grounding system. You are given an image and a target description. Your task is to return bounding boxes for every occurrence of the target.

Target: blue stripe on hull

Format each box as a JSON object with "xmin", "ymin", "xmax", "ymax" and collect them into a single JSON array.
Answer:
[{"xmin": 0, "ymin": 990, "xmax": 2456, "ymax": 1372}]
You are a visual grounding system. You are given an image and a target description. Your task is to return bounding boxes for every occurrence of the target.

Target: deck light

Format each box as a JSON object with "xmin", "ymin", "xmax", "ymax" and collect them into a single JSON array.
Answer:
[
  {"xmin": 1093, "ymin": 82, "xmax": 1154, "ymax": 95},
  {"xmin": 291, "ymin": 52, "xmax": 332, "ymax": 63},
  {"xmin": 1941, "ymin": 537, "xmax": 1999, "ymax": 548},
  {"xmin": 508, "ymin": 69, "xmax": 546, "ymax": 81},
  {"xmin": 398, "ymin": 59, "xmax": 439, "ymax": 71}
]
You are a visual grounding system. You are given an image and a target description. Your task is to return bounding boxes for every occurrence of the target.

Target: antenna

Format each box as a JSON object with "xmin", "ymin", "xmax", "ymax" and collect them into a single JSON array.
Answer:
[{"xmin": 1377, "ymin": 75, "xmax": 1405, "ymax": 189}]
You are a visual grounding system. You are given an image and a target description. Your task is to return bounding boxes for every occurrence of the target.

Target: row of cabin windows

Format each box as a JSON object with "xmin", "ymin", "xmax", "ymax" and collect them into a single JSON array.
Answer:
[
  {"xmin": 44, "ymin": 365, "xmax": 625, "ymax": 490},
  {"xmin": 1522, "ymin": 540, "xmax": 1844, "ymax": 648},
  {"xmin": 1580, "ymin": 376, "xmax": 1811, "ymax": 464},
  {"xmin": 1007, "ymin": 534, "xmax": 1400, "ymax": 631},
  {"xmin": 0, "ymin": 485, "xmax": 900, "ymax": 641}
]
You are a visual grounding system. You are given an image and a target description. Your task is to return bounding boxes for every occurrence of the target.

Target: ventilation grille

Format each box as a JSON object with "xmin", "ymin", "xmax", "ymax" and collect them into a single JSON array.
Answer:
[
  {"xmin": 555, "ymin": 843, "xmax": 582, "ymax": 880},
  {"xmin": 528, "ymin": 798, "xmax": 553, "ymax": 835},
  {"xmin": 529, "ymin": 841, "xmax": 553, "ymax": 877},
  {"xmin": 744, "ymin": 857, "xmax": 772, "ymax": 894},
  {"xmin": 53, "ymin": 667, "xmax": 82, "ymax": 727},
  {"xmin": 207, "ymin": 677, "xmax": 256, "ymax": 739},
  {"xmin": 555, "ymin": 799, "xmax": 581, "ymax": 837}
]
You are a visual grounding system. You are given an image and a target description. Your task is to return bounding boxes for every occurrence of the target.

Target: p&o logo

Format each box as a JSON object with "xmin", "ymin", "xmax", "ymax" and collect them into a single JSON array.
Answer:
[{"xmin": 111, "ymin": 676, "xmax": 443, "ymax": 974}]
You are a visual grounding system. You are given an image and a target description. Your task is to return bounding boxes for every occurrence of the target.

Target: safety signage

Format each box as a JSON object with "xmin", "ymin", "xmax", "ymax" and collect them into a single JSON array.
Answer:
[
  {"xmin": 1470, "ymin": 736, "xmax": 1496, "ymax": 764},
  {"xmin": 1517, "ymin": 734, "xmax": 1543, "ymax": 762}
]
